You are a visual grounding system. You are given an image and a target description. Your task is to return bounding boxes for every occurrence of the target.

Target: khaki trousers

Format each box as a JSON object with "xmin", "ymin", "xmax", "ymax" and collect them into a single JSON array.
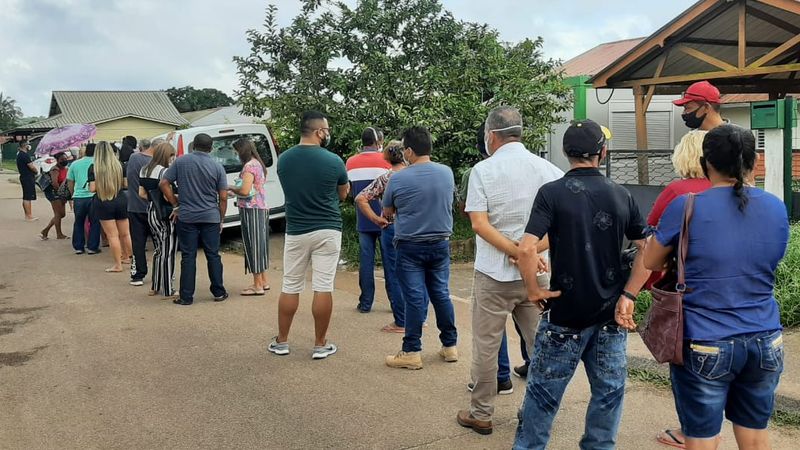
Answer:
[{"xmin": 470, "ymin": 270, "xmax": 544, "ymax": 421}]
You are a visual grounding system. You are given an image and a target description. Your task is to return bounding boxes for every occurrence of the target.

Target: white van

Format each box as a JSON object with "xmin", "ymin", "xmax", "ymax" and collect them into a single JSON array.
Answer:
[{"xmin": 153, "ymin": 124, "xmax": 285, "ymax": 231}]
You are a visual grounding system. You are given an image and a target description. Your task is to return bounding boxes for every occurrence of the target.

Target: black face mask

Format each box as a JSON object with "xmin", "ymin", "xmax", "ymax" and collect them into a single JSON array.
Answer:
[
  {"xmin": 682, "ymin": 108, "xmax": 706, "ymax": 129},
  {"xmin": 58, "ymin": 161, "xmax": 69, "ymax": 167}
]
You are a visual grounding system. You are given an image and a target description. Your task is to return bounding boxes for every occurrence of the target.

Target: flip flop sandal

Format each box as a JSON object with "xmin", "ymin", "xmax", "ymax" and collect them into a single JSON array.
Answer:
[
  {"xmin": 381, "ymin": 324, "xmax": 405, "ymax": 333},
  {"xmin": 39, "ymin": 234, "xmax": 49, "ymax": 241},
  {"xmin": 104, "ymin": 268, "xmax": 123, "ymax": 273},
  {"xmin": 656, "ymin": 429, "xmax": 685, "ymax": 449},
  {"xmin": 241, "ymin": 288, "xmax": 266, "ymax": 296}
]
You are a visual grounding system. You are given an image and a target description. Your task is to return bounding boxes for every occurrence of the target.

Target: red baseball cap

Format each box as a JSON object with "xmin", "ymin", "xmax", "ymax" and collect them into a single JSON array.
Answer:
[{"xmin": 673, "ymin": 80, "xmax": 721, "ymax": 106}]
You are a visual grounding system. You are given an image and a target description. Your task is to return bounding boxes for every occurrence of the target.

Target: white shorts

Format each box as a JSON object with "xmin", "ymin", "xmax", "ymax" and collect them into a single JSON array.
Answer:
[{"xmin": 282, "ymin": 229, "xmax": 342, "ymax": 294}]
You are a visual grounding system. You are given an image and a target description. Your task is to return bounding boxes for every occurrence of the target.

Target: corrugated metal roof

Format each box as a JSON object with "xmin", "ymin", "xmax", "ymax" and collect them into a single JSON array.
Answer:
[
  {"xmin": 18, "ymin": 91, "xmax": 188, "ymax": 130},
  {"xmin": 561, "ymin": 38, "xmax": 645, "ymax": 77}
]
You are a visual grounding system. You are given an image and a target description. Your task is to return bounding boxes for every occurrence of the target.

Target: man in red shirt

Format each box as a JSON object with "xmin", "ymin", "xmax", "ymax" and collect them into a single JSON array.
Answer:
[{"xmin": 346, "ymin": 127, "xmax": 392, "ymax": 313}]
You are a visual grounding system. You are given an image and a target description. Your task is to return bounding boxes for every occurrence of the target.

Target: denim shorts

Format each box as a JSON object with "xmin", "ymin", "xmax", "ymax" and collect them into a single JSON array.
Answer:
[{"xmin": 670, "ymin": 329, "xmax": 784, "ymax": 438}]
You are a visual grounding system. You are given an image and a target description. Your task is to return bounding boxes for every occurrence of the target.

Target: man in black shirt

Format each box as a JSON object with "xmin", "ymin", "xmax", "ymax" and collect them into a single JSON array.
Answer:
[
  {"xmin": 513, "ymin": 120, "xmax": 650, "ymax": 450},
  {"xmin": 16, "ymin": 140, "xmax": 39, "ymax": 221}
]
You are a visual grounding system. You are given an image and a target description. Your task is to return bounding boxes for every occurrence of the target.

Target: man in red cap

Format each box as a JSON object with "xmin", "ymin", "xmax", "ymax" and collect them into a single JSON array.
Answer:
[{"xmin": 673, "ymin": 80, "xmax": 725, "ymax": 131}]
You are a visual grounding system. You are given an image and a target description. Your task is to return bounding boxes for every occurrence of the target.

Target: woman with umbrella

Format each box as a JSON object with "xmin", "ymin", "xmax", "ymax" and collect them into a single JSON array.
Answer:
[
  {"xmin": 39, "ymin": 152, "xmax": 71, "ymax": 240},
  {"xmin": 88, "ymin": 141, "xmax": 133, "ymax": 273}
]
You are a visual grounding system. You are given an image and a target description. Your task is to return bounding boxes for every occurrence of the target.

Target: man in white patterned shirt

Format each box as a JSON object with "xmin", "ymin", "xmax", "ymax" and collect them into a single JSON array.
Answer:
[{"xmin": 456, "ymin": 106, "xmax": 563, "ymax": 435}]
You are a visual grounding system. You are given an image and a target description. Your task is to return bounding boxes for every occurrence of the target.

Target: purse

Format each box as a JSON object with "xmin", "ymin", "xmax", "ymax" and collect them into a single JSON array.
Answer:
[{"xmin": 640, "ymin": 193, "xmax": 695, "ymax": 366}]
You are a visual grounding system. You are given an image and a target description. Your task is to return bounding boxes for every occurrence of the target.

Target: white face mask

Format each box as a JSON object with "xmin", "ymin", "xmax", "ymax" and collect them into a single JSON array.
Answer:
[{"xmin": 485, "ymin": 125, "xmax": 523, "ymax": 155}]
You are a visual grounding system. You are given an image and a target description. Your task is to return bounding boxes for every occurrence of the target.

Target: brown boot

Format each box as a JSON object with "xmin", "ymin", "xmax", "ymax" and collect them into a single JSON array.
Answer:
[
  {"xmin": 385, "ymin": 351, "xmax": 423, "ymax": 370},
  {"xmin": 456, "ymin": 410, "xmax": 492, "ymax": 435}
]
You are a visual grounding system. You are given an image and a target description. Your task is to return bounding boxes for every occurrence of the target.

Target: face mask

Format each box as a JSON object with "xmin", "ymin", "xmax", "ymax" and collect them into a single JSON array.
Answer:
[
  {"xmin": 320, "ymin": 131, "xmax": 331, "ymax": 148},
  {"xmin": 58, "ymin": 161, "xmax": 68, "ymax": 167},
  {"xmin": 682, "ymin": 108, "xmax": 706, "ymax": 129}
]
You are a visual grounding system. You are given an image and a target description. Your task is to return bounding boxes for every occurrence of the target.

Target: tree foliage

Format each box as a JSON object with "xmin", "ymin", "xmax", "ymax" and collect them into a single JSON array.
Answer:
[
  {"xmin": 234, "ymin": 0, "xmax": 571, "ymax": 173},
  {"xmin": 166, "ymin": 86, "xmax": 234, "ymax": 113},
  {"xmin": 0, "ymin": 93, "xmax": 23, "ymax": 132}
]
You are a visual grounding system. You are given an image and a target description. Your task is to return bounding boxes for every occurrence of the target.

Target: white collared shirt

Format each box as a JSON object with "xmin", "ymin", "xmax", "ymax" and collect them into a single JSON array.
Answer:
[{"xmin": 465, "ymin": 142, "xmax": 564, "ymax": 282}]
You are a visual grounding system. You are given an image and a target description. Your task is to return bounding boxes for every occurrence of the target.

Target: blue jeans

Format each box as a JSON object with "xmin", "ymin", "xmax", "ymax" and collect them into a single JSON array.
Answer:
[
  {"xmin": 72, "ymin": 197, "xmax": 100, "ymax": 252},
  {"xmin": 357, "ymin": 230, "xmax": 401, "ymax": 313},
  {"xmin": 670, "ymin": 330, "xmax": 784, "ymax": 438},
  {"xmin": 498, "ymin": 332, "xmax": 510, "ymax": 382},
  {"xmin": 397, "ymin": 240, "xmax": 457, "ymax": 353},
  {"xmin": 380, "ymin": 225, "xmax": 406, "ymax": 326},
  {"xmin": 514, "ymin": 316, "xmax": 627, "ymax": 450},
  {"xmin": 177, "ymin": 221, "xmax": 226, "ymax": 302}
]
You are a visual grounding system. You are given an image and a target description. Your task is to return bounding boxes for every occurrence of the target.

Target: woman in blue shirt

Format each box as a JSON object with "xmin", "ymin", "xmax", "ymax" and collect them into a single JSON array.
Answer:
[{"xmin": 644, "ymin": 124, "xmax": 789, "ymax": 450}]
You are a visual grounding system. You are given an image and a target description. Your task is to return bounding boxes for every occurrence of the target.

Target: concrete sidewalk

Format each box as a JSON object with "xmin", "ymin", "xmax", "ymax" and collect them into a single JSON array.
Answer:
[{"xmin": 1, "ymin": 173, "xmax": 798, "ymax": 449}]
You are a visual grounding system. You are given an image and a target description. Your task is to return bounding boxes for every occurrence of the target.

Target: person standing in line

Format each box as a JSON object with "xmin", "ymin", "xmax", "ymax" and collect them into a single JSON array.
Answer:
[
  {"xmin": 126, "ymin": 138, "xmax": 157, "ymax": 287},
  {"xmin": 383, "ymin": 126, "xmax": 458, "ymax": 370},
  {"xmin": 229, "ymin": 138, "xmax": 271, "ymax": 296},
  {"xmin": 355, "ymin": 140, "xmax": 410, "ymax": 333},
  {"xmin": 268, "ymin": 111, "xmax": 348, "ymax": 360},
  {"xmin": 39, "ymin": 152, "xmax": 70, "ymax": 240},
  {"xmin": 138, "ymin": 141, "xmax": 177, "ymax": 298},
  {"xmin": 160, "ymin": 133, "xmax": 229, "ymax": 306},
  {"xmin": 68, "ymin": 143, "xmax": 101, "ymax": 255},
  {"xmin": 16, "ymin": 140, "xmax": 38, "ymax": 221},
  {"xmin": 456, "ymin": 107, "xmax": 564, "ymax": 435},
  {"xmin": 513, "ymin": 120, "xmax": 651, "ymax": 450},
  {"xmin": 347, "ymin": 127, "xmax": 392, "ymax": 313},
  {"xmin": 88, "ymin": 142, "xmax": 133, "ymax": 273},
  {"xmin": 646, "ymin": 125, "xmax": 788, "ymax": 450}
]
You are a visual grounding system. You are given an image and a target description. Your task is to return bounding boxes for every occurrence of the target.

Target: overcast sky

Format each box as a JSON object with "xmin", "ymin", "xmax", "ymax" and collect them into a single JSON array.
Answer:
[{"xmin": 0, "ymin": 0, "xmax": 694, "ymax": 117}]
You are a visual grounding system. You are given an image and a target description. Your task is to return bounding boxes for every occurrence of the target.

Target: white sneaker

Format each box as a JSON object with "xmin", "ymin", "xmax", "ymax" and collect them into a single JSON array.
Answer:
[
  {"xmin": 312, "ymin": 342, "xmax": 337, "ymax": 360},
  {"xmin": 130, "ymin": 280, "xmax": 144, "ymax": 287}
]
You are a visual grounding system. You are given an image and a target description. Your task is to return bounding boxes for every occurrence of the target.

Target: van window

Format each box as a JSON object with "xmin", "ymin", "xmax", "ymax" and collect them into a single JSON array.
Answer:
[{"xmin": 209, "ymin": 133, "xmax": 274, "ymax": 173}]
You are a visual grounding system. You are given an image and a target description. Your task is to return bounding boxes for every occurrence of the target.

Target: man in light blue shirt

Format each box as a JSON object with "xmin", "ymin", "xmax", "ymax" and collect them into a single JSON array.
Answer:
[
  {"xmin": 67, "ymin": 143, "xmax": 100, "ymax": 254},
  {"xmin": 382, "ymin": 126, "xmax": 457, "ymax": 370}
]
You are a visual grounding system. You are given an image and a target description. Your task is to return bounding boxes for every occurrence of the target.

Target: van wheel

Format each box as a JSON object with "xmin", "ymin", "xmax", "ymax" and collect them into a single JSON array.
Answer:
[{"xmin": 270, "ymin": 218, "xmax": 286, "ymax": 233}]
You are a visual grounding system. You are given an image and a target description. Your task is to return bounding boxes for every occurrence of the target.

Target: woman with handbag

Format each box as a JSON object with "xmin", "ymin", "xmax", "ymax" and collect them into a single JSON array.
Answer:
[
  {"xmin": 40, "ymin": 152, "xmax": 71, "ymax": 240},
  {"xmin": 228, "ymin": 138, "xmax": 270, "ymax": 296},
  {"xmin": 644, "ymin": 124, "xmax": 789, "ymax": 450},
  {"xmin": 138, "ymin": 142, "xmax": 178, "ymax": 298}
]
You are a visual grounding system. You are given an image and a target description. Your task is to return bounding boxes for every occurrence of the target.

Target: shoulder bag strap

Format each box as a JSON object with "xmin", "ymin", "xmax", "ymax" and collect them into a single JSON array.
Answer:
[{"xmin": 676, "ymin": 193, "xmax": 696, "ymax": 292}]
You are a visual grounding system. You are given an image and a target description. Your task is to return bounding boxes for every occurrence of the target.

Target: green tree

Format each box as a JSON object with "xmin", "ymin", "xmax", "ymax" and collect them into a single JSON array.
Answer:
[
  {"xmin": 234, "ymin": 0, "xmax": 571, "ymax": 173},
  {"xmin": 0, "ymin": 93, "xmax": 23, "ymax": 132},
  {"xmin": 165, "ymin": 86, "xmax": 234, "ymax": 113}
]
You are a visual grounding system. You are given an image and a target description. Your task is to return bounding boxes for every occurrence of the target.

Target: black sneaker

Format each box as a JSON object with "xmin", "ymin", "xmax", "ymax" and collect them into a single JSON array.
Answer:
[
  {"xmin": 213, "ymin": 292, "xmax": 229, "ymax": 302},
  {"xmin": 513, "ymin": 363, "xmax": 529, "ymax": 379},
  {"xmin": 173, "ymin": 298, "xmax": 193, "ymax": 306},
  {"xmin": 466, "ymin": 380, "xmax": 514, "ymax": 395},
  {"xmin": 356, "ymin": 304, "xmax": 370, "ymax": 313},
  {"xmin": 87, "ymin": 249, "xmax": 101, "ymax": 255}
]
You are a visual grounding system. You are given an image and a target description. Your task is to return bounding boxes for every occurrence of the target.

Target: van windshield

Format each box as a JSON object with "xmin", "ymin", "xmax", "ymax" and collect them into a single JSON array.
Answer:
[{"xmin": 209, "ymin": 133, "xmax": 274, "ymax": 174}]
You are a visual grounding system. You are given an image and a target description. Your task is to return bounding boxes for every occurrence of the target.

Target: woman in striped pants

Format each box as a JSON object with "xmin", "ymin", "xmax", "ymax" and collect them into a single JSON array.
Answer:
[
  {"xmin": 138, "ymin": 143, "xmax": 178, "ymax": 298},
  {"xmin": 229, "ymin": 138, "xmax": 270, "ymax": 296}
]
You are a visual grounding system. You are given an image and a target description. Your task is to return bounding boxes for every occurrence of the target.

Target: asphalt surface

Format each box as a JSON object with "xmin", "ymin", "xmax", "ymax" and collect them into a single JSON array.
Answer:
[{"xmin": 1, "ymin": 172, "xmax": 798, "ymax": 449}]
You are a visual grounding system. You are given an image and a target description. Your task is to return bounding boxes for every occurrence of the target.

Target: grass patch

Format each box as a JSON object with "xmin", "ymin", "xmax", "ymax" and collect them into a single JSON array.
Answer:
[
  {"xmin": 628, "ymin": 366, "xmax": 671, "ymax": 389},
  {"xmin": 1, "ymin": 160, "xmax": 17, "ymax": 172},
  {"xmin": 772, "ymin": 409, "xmax": 800, "ymax": 428}
]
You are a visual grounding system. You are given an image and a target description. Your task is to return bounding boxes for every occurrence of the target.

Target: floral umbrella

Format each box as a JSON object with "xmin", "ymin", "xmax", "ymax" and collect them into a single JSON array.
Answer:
[{"xmin": 35, "ymin": 123, "xmax": 96, "ymax": 156}]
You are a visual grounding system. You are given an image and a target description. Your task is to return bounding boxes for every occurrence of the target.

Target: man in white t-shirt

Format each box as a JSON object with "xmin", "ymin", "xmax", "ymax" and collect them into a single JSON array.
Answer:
[{"xmin": 456, "ymin": 106, "xmax": 563, "ymax": 435}]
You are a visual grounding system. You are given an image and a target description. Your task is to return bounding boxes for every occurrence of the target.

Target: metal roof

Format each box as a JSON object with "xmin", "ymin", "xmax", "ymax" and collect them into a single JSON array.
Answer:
[
  {"xmin": 590, "ymin": 0, "xmax": 800, "ymax": 95},
  {"xmin": 17, "ymin": 91, "xmax": 189, "ymax": 130},
  {"xmin": 561, "ymin": 38, "xmax": 645, "ymax": 77}
]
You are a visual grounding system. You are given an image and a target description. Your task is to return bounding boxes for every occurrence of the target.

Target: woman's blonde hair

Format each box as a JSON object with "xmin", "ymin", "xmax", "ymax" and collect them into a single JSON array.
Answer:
[
  {"xmin": 144, "ymin": 142, "xmax": 175, "ymax": 177},
  {"xmin": 672, "ymin": 130, "xmax": 707, "ymax": 179},
  {"xmin": 94, "ymin": 141, "xmax": 123, "ymax": 201}
]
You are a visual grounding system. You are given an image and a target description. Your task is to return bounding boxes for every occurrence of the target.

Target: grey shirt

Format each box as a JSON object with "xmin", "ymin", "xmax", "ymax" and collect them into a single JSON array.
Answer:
[
  {"xmin": 164, "ymin": 152, "xmax": 227, "ymax": 224},
  {"xmin": 126, "ymin": 152, "xmax": 152, "ymax": 213},
  {"xmin": 383, "ymin": 161, "xmax": 454, "ymax": 243}
]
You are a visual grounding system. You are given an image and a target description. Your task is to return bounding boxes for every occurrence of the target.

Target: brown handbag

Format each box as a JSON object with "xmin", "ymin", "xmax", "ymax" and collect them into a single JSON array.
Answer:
[{"xmin": 640, "ymin": 193, "xmax": 695, "ymax": 366}]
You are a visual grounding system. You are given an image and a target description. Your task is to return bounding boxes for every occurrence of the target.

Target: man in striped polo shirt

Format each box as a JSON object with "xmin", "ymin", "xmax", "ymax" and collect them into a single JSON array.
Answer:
[{"xmin": 346, "ymin": 127, "xmax": 392, "ymax": 313}]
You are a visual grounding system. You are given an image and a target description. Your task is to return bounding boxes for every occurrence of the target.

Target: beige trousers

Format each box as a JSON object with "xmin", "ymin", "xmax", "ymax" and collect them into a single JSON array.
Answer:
[{"xmin": 469, "ymin": 270, "xmax": 545, "ymax": 421}]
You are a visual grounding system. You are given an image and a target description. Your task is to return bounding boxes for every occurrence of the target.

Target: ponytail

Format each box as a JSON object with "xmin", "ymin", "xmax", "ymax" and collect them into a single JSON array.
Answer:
[{"xmin": 730, "ymin": 132, "xmax": 748, "ymax": 211}]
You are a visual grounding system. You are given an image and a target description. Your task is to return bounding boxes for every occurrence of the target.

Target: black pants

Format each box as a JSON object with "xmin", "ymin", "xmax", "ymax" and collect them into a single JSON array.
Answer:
[{"xmin": 129, "ymin": 211, "xmax": 152, "ymax": 281}]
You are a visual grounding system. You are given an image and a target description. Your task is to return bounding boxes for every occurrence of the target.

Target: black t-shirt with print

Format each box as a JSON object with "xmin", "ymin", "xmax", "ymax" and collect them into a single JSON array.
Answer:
[
  {"xmin": 16, "ymin": 151, "xmax": 34, "ymax": 181},
  {"xmin": 525, "ymin": 167, "xmax": 646, "ymax": 329}
]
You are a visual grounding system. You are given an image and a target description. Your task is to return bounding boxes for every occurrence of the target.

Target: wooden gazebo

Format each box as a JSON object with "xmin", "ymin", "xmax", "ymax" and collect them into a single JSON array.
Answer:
[{"xmin": 589, "ymin": 0, "xmax": 800, "ymax": 184}]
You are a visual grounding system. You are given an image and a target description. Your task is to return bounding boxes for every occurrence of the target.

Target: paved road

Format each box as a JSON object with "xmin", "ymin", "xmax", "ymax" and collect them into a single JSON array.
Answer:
[{"xmin": 1, "ymin": 173, "xmax": 798, "ymax": 449}]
